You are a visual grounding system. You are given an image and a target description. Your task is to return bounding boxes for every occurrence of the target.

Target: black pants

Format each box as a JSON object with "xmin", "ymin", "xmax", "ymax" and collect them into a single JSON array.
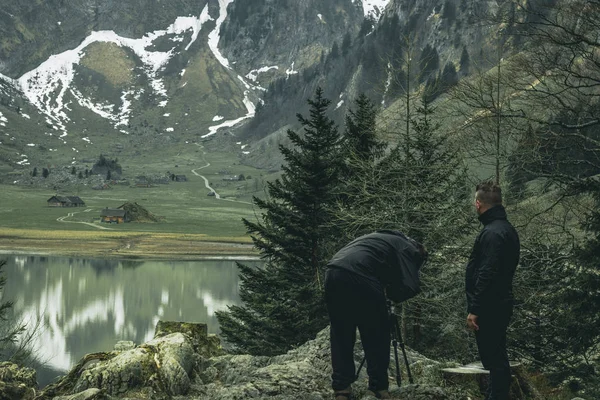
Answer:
[
  {"xmin": 475, "ymin": 308, "xmax": 513, "ymax": 400},
  {"xmin": 324, "ymin": 267, "xmax": 390, "ymax": 392}
]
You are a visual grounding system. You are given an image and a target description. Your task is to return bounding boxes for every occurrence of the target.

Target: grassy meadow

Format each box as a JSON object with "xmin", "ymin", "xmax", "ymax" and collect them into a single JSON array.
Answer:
[{"xmin": 0, "ymin": 148, "xmax": 274, "ymax": 258}]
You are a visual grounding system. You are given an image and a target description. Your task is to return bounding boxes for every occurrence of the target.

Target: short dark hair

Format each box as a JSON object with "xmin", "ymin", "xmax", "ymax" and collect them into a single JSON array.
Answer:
[{"xmin": 476, "ymin": 181, "xmax": 502, "ymax": 206}]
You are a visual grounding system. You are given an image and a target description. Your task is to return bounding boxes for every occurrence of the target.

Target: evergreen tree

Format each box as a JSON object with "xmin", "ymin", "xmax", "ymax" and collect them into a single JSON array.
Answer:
[
  {"xmin": 459, "ymin": 46, "xmax": 470, "ymax": 76},
  {"xmin": 78, "ymin": 171, "xmax": 83, "ymax": 179},
  {"xmin": 341, "ymin": 32, "xmax": 352, "ymax": 56},
  {"xmin": 42, "ymin": 168, "xmax": 49, "ymax": 178},
  {"xmin": 32, "ymin": 167, "xmax": 37, "ymax": 177},
  {"xmin": 335, "ymin": 94, "xmax": 386, "ymax": 241},
  {"xmin": 418, "ymin": 44, "xmax": 439, "ymax": 83},
  {"xmin": 442, "ymin": 0, "xmax": 456, "ymax": 22},
  {"xmin": 71, "ymin": 166, "xmax": 76, "ymax": 175},
  {"xmin": 330, "ymin": 41, "xmax": 340, "ymax": 59},
  {"xmin": 342, "ymin": 94, "xmax": 386, "ymax": 164},
  {"xmin": 336, "ymin": 98, "xmax": 470, "ymax": 355},
  {"xmin": 0, "ymin": 260, "xmax": 25, "ymax": 359},
  {"xmin": 216, "ymin": 88, "xmax": 344, "ymax": 355}
]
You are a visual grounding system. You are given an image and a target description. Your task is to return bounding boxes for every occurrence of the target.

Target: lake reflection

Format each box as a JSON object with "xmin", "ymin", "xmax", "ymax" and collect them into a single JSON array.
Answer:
[{"xmin": 1, "ymin": 255, "xmax": 256, "ymax": 380}]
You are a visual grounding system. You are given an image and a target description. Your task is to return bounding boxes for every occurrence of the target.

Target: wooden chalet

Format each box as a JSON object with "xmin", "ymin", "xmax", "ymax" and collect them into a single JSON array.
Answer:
[
  {"xmin": 100, "ymin": 208, "xmax": 129, "ymax": 224},
  {"xmin": 47, "ymin": 195, "xmax": 86, "ymax": 207}
]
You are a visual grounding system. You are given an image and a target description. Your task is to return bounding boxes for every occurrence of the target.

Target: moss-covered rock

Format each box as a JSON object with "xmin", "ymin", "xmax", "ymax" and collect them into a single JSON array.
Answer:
[{"xmin": 0, "ymin": 362, "xmax": 37, "ymax": 400}]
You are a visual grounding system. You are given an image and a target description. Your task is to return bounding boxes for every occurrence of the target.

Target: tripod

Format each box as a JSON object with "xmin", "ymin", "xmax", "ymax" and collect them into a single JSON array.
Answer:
[{"xmin": 355, "ymin": 300, "xmax": 414, "ymax": 386}]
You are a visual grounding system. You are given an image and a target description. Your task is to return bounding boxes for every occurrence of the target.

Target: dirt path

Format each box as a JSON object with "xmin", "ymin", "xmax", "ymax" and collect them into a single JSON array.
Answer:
[
  {"xmin": 191, "ymin": 145, "xmax": 252, "ymax": 205},
  {"xmin": 57, "ymin": 208, "xmax": 113, "ymax": 230}
]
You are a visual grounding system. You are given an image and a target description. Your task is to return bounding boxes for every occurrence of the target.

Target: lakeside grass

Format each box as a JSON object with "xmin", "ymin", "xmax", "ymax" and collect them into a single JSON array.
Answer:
[{"xmin": 0, "ymin": 227, "xmax": 257, "ymax": 260}]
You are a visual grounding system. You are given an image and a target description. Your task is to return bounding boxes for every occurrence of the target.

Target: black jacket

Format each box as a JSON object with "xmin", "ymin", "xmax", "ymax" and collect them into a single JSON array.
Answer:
[
  {"xmin": 327, "ymin": 230, "xmax": 424, "ymax": 302},
  {"xmin": 466, "ymin": 205, "xmax": 520, "ymax": 316}
]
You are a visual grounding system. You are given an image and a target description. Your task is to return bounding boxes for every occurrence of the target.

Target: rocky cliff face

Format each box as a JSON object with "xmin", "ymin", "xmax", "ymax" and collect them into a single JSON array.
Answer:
[
  {"xmin": 0, "ymin": 0, "xmax": 505, "ymax": 173},
  {"xmin": 218, "ymin": 0, "xmax": 363, "ymax": 87}
]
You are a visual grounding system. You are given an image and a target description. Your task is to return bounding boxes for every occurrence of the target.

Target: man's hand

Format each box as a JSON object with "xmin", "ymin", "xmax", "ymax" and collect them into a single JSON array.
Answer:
[{"xmin": 467, "ymin": 313, "xmax": 479, "ymax": 331}]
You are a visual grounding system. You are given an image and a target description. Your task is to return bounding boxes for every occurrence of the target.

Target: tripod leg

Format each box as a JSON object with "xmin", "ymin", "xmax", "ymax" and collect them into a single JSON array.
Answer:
[
  {"xmin": 392, "ymin": 313, "xmax": 414, "ymax": 384},
  {"xmin": 392, "ymin": 338, "xmax": 402, "ymax": 387}
]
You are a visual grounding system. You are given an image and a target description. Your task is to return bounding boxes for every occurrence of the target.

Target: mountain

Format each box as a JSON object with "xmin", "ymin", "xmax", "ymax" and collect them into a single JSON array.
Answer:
[{"xmin": 0, "ymin": 0, "xmax": 499, "ymax": 174}]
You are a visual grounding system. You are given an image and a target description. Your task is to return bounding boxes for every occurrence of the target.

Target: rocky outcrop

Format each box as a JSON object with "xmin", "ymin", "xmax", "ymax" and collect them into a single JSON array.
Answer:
[
  {"xmin": 1, "ymin": 321, "xmax": 546, "ymax": 400},
  {"xmin": 28, "ymin": 321, "xmax": 453, "ymax": 400}
]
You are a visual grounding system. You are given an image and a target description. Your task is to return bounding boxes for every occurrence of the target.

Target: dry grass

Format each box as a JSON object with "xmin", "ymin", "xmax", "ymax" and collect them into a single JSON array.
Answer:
[{"xmin": 0, "ymin": 228, "xmax": 257, "ymax": 260}]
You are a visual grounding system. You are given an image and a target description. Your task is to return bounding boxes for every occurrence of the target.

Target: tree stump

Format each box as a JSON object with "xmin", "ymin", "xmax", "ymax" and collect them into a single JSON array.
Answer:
[{"xmin": 441, "ymin": 361, "xmax": 535, "ymax": 400}]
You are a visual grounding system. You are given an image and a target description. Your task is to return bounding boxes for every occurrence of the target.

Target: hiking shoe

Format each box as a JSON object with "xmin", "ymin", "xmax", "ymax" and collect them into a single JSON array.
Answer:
[{"xmin": 333, "ymin": 386, "xmax": 352, "ymax": 400}]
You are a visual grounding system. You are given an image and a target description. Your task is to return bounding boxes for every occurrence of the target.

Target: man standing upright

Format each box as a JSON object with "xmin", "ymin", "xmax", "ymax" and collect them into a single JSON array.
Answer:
[{"xmin": 466, "ymin": 182, "xmax": 520, "ymax": 400}]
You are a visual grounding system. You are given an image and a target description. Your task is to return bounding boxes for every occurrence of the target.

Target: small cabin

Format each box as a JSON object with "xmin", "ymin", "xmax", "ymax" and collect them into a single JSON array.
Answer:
[
  {"xmin": 67, "ymin": 196, "xmax": 85, "ymax": 207},
  {"xmin": 175, "ymin": 175, "xmax": 187, "ymax": 182},
  {"xmin": 47, "ymin": 195, "xmax": 85, "ymax": 207},
  {"xmin": 100, "ymin": 208, "xmax": 129, "ymax": 224}
]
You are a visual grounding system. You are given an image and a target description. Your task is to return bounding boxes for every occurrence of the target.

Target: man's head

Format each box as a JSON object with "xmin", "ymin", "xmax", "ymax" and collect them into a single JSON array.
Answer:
[{"xmin": 475, "ymin": 181, "xmax": 502, "ymax": 215}]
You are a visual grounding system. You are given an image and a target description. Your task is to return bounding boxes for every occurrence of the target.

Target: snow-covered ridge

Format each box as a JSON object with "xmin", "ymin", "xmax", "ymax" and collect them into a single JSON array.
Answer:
[{"xmin": 16, "ymin": 5, "xmax": 212, "ymax": 137}]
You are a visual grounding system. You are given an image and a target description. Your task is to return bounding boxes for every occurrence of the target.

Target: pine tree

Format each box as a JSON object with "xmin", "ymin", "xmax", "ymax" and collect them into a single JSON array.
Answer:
[
  {"xmin": 216, "ymin": 88, "xmax": 344, "ymax": 355},
  {"xmin": 32, "ymin": 167, "xmax": 37, "ymax": 177},
  {"xmin": 459, "ymin": 46, "xmax": 470, "ymax": 76},
  {"xmin": 334, "ymin": 94, "xmax": 387, "ymax": 241},
  {"xmin": 337, "ymin": 97, "xmax": 470, "ymax": 355},
  {"xmin": 42, "ymin": 168, "xmax": 49, "ymax": 178},
  {"xmin": 0, "ymin": 260, "xmax": 25, "ymax": 358},
  {"xmin": 341, "ymin": 94, "xmax": 386, "ymax": 165},
  {"xmin": 341, "ymin": 32, "xmax": 352, "ymax": 56}
]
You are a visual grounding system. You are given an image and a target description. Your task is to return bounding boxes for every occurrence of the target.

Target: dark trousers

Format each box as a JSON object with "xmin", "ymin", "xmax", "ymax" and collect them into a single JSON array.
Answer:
[
  {"xmin": 475, "ymin": 308, "xmax": 513, "ymax": 400},
  {"xmin": 324, "ymin": 268, "xmax": 390, "ymax": 392}
]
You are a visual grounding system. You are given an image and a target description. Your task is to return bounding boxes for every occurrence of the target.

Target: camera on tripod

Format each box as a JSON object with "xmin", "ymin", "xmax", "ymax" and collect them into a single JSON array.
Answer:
[{"xmin": 355, "ymin": 299, "xmax": 414, "ymax": 387}]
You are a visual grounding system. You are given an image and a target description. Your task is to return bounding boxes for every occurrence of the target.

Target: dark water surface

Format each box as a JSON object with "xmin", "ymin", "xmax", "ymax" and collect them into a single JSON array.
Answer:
[{"xmin": 1, "ymin": 255, "xmax": 258, "ymax": 385}]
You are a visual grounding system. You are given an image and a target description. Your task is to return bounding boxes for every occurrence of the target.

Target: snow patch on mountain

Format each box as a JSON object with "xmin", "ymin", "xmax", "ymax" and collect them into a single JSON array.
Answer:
[
  {"xmin": 246, "ymin": 66, "xmax": 278, "ymax": 82},
  {"xmin": 0, "ymin": 111, "xmax": 7, "ymax": 127},
  {"xmin": 16, "ymin": 6, "xmax": 212, "ymax": 137},
  {"xmin": 358, "ymin": 0, "xmax": 390, "ymax": 20},
  {"xmin": 208, "ymin": 0, "xmax": 235, "ymax": 69},
  {"xmin": 202, "ymin": 90, "xmax": 255, "ymax": 138},
  {"xmin": 286, "ymin": 62, "xmax": 298, "ymax": 77}
]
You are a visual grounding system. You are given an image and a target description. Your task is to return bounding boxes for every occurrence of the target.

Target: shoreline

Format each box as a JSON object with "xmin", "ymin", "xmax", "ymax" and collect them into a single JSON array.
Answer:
[{"xmin": 0, "ymin": 228, "xmax": 260, "ymax": 261}]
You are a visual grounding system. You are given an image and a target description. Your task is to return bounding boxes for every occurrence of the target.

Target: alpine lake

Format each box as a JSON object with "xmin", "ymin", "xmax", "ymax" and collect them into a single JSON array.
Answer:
[{"xmin": 0, "ymin": 254, "xmax": 261, "ymax": 386}]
